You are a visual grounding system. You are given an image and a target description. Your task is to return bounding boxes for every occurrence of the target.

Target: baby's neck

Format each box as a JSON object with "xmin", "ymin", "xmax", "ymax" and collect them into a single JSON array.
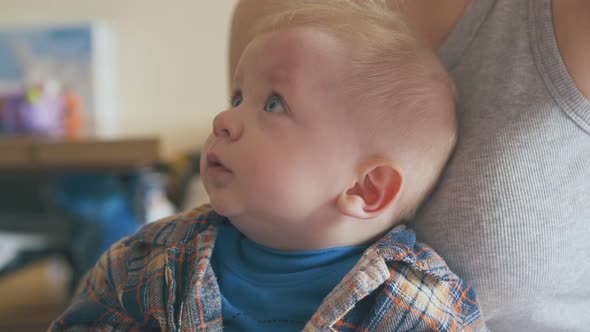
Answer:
[{"xmin": 227, "ymin": 213, "xmax": 394, "ymax": 251}]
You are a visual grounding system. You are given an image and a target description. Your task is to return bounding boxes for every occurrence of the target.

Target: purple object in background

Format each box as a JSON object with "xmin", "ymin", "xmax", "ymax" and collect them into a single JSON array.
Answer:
[
  {"xmin": 2, "ymin": 89, "xmax": 65, "ymax": 137},
  {"xmin": 1, "ymin": 94, "xmax": 25, "ymax": 134}
]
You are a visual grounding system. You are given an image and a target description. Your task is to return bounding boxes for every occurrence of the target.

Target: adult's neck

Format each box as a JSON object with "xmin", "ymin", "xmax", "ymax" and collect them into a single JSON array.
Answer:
[{"xmin": 391, "ymin": 0, "xmax": 471, "ymax": 50}]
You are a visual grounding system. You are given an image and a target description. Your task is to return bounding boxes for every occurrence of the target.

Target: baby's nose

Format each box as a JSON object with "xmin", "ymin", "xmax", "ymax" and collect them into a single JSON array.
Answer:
[{"xmin": 213, "ymin": 110, "xmax": 242, "ymax": 141}]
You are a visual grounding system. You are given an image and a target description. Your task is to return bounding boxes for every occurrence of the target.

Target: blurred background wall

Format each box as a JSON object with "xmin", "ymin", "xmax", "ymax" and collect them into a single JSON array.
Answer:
[
  {"xmin": 0, "ymin": 0, "xmax": 235, "ymax": 157},
  {"xmin": 0, "ymin": 2, "xmax": 236, "ymax": 330}
]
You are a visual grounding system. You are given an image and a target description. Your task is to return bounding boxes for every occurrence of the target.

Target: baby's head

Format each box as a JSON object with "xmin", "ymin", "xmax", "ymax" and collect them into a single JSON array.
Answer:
[{"xmin": 201, "ymin": 0, "xmax": 456, "ymax": 250}]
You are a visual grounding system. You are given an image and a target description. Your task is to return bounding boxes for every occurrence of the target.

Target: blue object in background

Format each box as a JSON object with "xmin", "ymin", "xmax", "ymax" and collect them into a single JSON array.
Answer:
[
  {"xmin": 53, "ymin": 173, "xmax": 141, "ymax": 265},
  {"xmin": 0, "ymin": 25, "xmax": 93, "ymax": 79}
]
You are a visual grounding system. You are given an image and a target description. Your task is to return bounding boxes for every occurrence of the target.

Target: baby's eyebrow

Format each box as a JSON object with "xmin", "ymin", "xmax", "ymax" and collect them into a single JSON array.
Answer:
[
  {"xmin": 232, "ymin": 70, "xmax": 245, "ymax": 90},
  {"xmin": 266, "ymin": 66, "xmax": 294, "ymax": 89}
]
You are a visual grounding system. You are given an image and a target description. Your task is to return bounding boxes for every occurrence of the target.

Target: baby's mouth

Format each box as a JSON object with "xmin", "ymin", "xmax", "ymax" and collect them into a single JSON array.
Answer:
[{"xmin": 207, "ymin": 152, "xmax": 231, "ymax": 172}]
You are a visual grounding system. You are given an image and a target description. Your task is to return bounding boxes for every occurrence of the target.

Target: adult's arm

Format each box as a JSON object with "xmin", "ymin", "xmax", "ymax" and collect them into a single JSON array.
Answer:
[{"xmin": 553, "ymin": 0, "xmax": 590, "ymax": 99}]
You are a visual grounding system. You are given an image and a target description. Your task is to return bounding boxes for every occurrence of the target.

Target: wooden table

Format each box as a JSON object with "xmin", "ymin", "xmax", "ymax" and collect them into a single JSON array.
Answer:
[{"xmin": 0, "ymin": 137, "xmax": 160, "ymax": 171}]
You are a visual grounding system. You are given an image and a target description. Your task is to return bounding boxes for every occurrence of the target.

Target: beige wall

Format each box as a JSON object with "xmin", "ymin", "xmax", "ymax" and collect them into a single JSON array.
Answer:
[{"xmin": 0, "ymin": 0, "xmax": 235, "ymax": 158}]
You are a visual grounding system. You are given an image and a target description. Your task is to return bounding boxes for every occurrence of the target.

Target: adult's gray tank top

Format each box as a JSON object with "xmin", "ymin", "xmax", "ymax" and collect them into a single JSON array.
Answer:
[{"xmin": 410, "ymin": 0, "xmax": 590, "ymax": 331}]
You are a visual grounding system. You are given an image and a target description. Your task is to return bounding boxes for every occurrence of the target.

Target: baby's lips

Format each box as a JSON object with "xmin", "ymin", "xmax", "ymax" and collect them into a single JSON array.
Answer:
[{"xmin": 206, "ymin": 152, "xmax": 231, "ymax": 171}]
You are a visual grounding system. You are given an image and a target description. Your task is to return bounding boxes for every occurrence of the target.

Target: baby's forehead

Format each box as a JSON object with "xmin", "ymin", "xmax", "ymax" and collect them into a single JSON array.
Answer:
[{"xmin": 235, "ymin": 27, "xmax": 351, "ymax": 84}]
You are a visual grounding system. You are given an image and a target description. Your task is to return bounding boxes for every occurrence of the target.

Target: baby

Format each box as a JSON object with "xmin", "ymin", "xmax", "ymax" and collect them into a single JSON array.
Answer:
[{"xmin": 50, "ymin": 1, "xmax": 486, "ymax": 331}]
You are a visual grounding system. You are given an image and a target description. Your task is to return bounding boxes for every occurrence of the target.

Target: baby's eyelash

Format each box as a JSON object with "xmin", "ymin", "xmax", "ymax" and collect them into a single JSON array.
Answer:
[{"xmin": 229, "ymin": 90, "xmax": 242, "ymax": 104}]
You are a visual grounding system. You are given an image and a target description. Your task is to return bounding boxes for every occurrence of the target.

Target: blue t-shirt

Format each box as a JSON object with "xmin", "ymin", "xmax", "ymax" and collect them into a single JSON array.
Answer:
[{"xmin": 211, "ymin": 223, "xmax": 367, "ymax": 332}]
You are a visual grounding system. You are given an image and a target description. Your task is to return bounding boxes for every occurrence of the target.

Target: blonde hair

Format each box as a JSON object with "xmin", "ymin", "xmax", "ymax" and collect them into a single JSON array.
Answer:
[{"xmin": 249, "ymin": 0, "xmax": 457, "ymax": 221}]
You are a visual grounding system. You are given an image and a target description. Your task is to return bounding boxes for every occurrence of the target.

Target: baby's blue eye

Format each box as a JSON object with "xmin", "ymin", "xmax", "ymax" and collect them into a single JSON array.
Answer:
[
  {"xmin": 265, "ymin": 95, "xmax": 286, "ymax": 113},
  {"xmin": 231, "ymin": 94, "xmax": 243, "ymax": 108}
]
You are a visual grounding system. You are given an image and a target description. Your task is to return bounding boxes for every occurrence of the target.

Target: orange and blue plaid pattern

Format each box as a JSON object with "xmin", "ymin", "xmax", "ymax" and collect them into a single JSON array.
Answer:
[{"xmin": 49, "ymin": 205, "xmax": 487, "ymax": 332}]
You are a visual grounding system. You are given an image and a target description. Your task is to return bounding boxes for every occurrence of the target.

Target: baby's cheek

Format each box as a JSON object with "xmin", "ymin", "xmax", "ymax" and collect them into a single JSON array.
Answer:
[
  {"xmin": 245, "ymin": 165, "xmax": 294, "ymax": 202},
  {"xmin": 270, "ymin": 170, "xmax": 322, "ymax": 211}
]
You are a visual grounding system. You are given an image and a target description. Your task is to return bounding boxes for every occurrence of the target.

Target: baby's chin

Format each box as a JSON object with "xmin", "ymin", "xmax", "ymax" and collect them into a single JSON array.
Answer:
[{"xmin": 208, "ymin": 197, "xmax": 242, "ymax": 219}]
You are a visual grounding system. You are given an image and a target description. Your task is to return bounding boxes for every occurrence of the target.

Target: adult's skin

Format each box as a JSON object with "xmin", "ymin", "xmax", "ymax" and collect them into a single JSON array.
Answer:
[{"xmin": 228, "ymin": 0, "xmax": 590, "ymax": 328}]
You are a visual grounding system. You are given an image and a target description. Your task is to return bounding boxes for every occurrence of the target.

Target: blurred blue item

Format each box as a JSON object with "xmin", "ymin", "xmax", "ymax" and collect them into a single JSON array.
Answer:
[{"xmin": 52, "ymin": 173, "xmax": 141, "ymax": 264}]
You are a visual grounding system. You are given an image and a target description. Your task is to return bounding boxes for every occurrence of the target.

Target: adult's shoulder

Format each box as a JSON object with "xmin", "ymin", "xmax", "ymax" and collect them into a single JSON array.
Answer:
[{"xmin": 552, "ymin": 0, "xmax": 590, "ymax": 100}]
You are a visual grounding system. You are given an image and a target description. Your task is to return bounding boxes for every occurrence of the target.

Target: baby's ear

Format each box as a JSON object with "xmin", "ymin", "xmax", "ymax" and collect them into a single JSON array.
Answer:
[{"xmin": 336, "ymin": 160, "xmax": 403, "ymax": 219}]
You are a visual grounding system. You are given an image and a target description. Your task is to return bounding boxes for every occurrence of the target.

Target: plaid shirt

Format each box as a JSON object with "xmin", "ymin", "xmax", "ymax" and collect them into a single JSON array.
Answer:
[{"xmin": 50, "ymin": 205, "xmax": 487, "ymax": 332}]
